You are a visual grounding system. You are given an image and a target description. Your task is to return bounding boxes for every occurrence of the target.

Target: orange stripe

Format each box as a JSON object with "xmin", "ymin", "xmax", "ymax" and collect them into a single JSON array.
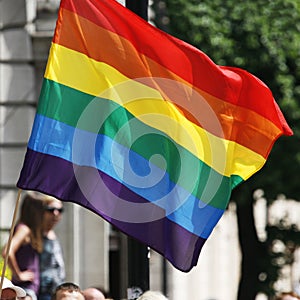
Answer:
[{"xmin": 53, "ymin": 8, "xmax": 282, "ymax": 158}]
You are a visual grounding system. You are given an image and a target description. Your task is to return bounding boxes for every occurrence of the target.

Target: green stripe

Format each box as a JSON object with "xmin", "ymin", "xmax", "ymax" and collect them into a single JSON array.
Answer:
[{"xmin": 37, "ymin": 79, "xmax": 243, "ymax": 208}]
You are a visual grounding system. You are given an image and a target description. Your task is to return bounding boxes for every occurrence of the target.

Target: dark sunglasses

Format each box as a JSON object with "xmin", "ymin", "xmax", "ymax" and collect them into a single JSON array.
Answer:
[{"xmin": 44, "ymin": 206, "xmax": 64, "ymax": 214}]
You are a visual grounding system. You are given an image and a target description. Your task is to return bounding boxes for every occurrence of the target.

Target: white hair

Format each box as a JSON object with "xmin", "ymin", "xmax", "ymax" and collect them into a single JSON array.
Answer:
[{"xmin": 137, "ymin": 291, "xmax": 168, "ymax": 300}]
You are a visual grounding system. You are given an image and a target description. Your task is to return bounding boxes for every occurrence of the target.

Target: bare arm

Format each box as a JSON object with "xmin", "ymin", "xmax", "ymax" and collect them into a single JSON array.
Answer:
[{"xmin": 1, "ymin": 224, "xmax": 34, "ymax": 282}]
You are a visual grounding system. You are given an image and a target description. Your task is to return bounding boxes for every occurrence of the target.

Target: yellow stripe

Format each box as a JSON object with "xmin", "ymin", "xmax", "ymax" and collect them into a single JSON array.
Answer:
[{"xmin": 45, "ymin": 43, "xmax": 266, "ymax": 179}]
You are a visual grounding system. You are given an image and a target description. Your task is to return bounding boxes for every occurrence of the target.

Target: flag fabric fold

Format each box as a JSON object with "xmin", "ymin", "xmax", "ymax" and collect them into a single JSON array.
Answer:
[{"xmin": 17, "ymin": 0, "xmax": 292, "ymax": 272}]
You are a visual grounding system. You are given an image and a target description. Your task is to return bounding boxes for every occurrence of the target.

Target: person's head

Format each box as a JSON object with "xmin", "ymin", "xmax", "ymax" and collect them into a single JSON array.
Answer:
[
  {"xmin": 276, "ymin": 292, "xmax": 300, "ymax": 300},
  {"xmin": 42, "ymin": 195, "xmax": 64, "ymax": 231},
  {"xmin": 137, "ymin": 291, "xmax": 168, "ymax": 300},
  {"xmin": 0, "ymin": 277, "xmax": 26, "ymax": 300},
  {"xmin": 52, "ymin": 283, "xmax": 84, "ymax": 300},
  {"xmin": 82, "ymin": 288, "xmax": 105, "ymax": 300},
  {"xmin": 19, "ymin": 192, "xmax": 45, "ymax": 252}
]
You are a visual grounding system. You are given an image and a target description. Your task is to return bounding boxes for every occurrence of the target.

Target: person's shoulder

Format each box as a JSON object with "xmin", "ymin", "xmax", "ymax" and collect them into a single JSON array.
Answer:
[
  {"xmin": 45, "ymin": 230, "xmax": 57, "ymax": 240},
  {"xmin": 15, "ymin": 223, "xmax": 31, "ymax": 234}
]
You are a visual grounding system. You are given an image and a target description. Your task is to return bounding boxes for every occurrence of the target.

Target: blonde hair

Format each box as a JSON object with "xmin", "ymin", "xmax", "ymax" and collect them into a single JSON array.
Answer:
[
  {"xmin": 275, "ymin": 292, "xmax": 300, "ymax": 299},
  {"xmin": 137, "ymin": 291, "xmax": 168, "ymax": 300},
  {"xmin": 26, "ymin": 191, "xmax": 62, "ymax": 208}
]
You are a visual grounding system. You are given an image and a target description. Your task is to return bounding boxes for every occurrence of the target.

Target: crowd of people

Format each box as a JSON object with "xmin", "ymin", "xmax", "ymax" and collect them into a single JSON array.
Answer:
[
  {"xmin": 3, "ymin": 276, "xmax": 300, "ymax": 300},
  {"xmin": 0, "ymin": 191, "xmax": 169, "ymax": 300},
  {"xmin": 1, "ymin": 192, "xmax": 65, "ymax": 300},
  {"xmin": 1, "ymin": 193, "xmax": 299, "ymax": 300},
  {"xmin": 0, "ymin": 277, "xmax": 168, "ymax": 300}
]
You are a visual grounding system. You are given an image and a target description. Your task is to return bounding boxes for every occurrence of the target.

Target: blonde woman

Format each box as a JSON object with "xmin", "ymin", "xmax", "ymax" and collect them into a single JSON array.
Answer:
[{"xmin": 38, "ymin": 195, "xmax": 65, "ymax": 300}]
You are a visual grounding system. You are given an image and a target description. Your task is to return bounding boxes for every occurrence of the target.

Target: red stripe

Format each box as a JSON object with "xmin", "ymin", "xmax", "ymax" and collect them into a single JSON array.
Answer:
[
  {"xmin": 52, "ymin": 8, "xmax": 283, "ymax": 158},
  {"xmin": 58, "ymin": 0, "xmax": 236, "ymax": 101},
  {"xmin": 58, "ymin": 0, "xmax": 292, "ymax": 136}
]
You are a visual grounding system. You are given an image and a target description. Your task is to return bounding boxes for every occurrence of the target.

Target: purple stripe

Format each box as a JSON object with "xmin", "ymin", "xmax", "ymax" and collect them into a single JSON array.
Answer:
[{"xmin": 17, "ymin": 149, "xmax": 206, "ymax": 271}]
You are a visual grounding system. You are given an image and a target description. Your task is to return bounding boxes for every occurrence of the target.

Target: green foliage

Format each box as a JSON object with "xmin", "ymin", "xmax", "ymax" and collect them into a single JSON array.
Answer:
[
  {"xmin": 152, "ymin": 0, "xmax": 300, "ymax": 297},
  {"xmin": 152, "ymin": 0, "xmax": 300, "ymax": 198}
]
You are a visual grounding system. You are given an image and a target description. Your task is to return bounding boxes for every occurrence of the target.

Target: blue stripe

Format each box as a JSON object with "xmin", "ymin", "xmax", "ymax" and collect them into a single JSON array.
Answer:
[{"xmin": 28, "ymin": 114, "xmax": 224, "ymax": 238}]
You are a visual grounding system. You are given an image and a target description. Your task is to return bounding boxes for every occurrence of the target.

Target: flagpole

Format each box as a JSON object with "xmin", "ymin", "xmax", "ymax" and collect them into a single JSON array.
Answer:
[
  {"xmin": 0, "ymin": 189, "xmax": 22, "ymax": 295},
  {"xmin": 125, "ymin": 2, "xmax": 150, "ymax": 298}
]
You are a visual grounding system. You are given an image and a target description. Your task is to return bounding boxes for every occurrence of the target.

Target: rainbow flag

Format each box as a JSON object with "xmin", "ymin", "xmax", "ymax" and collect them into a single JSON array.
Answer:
[{"xmin": 17, "ymin": 0, "xmax": 292, "ymax": 272}]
